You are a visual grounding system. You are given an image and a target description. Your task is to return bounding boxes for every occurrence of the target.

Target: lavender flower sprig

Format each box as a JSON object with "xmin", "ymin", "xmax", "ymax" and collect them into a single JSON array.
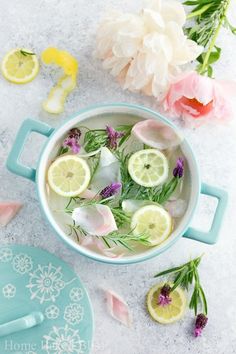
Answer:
[
  {"xmin": 106, "ymin": 126, "xmax": 124, "ymax": 149},
  {"xmin": 100, "ymin": 182, "xmax": 122, "ymax": 198},
  {"xmin": 194, "ymin": 313, "xmax": 208, "ymax": 337},
  {"xmin": 59, "ymin": 128, "xmax": 81, "ymax": 154},
  {"xmin": 158, "ymin": 284, "xmax": 172, "ymax": 306}
]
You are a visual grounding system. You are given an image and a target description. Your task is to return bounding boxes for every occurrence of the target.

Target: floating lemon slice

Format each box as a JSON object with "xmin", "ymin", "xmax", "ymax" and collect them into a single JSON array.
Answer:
[
  {"xmin": 131, "ymin": 205, "xmax": 172, "ymax": 246},
  {"xmin": 146, "ymin": 283, "xmax": 187, "ymax": 324},
  {"xmin": 48, "ymin": 155, "xmax": 90, "ymax": 197},
  {"xmin": 128, "ymin": 149, "xmax": 168, "ymax": 187},
  {"xmin": 1, "ymin": 48, "xmax": 39, "ymax": 84}
]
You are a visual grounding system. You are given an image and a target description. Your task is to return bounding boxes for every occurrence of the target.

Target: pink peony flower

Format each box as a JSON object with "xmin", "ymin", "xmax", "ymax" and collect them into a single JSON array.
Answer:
[{"xmin": 163, "ymin": 71, "xmax": 235, "ymax": 123}]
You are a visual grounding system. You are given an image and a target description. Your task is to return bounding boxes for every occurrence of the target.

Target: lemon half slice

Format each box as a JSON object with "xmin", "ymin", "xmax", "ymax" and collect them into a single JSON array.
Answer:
[
  {"xmin": 131, "ymin": 205, "xmax": 172, "ymax": 246},
  {"xmin": 147, "ymin": 283, "xmax": 187, "ymax": 324},
  {"xmin": 128, "ymin": 149, "xmax": 168, "ymax": 187},
  {"xmin": 48, "ymin": 155, "xmax": 91, "ymax": 197},
  {"xmin": 1, "ymin": 48, "xmax": 39, "ymax": 84}
]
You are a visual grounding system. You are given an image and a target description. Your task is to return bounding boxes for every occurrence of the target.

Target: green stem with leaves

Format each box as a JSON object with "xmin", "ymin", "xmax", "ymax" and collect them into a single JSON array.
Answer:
[{"xmin": 200, "ymin": 0, "xmax": 231, "ymax": 74}]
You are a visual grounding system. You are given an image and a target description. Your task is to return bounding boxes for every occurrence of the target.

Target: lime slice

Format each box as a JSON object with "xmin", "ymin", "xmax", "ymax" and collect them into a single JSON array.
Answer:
[
  {"xmin": 131, "ymin": 205, "xmax": 172, "ymax": 246},
  {"xmin": 48, "ymin": 155, "xmax": 91, "ymax": 197},
  {"xmin": 1, "ymin": 48, "xmax": 39, "ymax": 84},
  {"xmin": 147, "ymin": 283, "xmax": 187, "ymax": 324},
  {"xmin": 128, "ymin": 149, "xmax": 168, "ymax": 187}
]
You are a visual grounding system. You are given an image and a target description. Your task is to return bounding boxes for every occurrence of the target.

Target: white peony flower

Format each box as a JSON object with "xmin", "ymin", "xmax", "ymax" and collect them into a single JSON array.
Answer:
[{"xmin": 95, "ymin": 0, "xmax": 203, "ymax": 99}]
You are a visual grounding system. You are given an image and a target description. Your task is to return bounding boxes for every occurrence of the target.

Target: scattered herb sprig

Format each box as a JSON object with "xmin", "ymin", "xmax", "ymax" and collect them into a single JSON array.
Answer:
[
  {"xmin": 185, "ymin": 0, "xmax": 235, "ymax": 77},
  {"xmin": 155, "ymin": 254, "xmax": 207, "ymax": 315}
]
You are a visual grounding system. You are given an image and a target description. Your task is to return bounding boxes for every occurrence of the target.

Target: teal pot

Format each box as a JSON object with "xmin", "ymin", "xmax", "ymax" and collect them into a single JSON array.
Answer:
[{"xmin": 7, "ymin": 104, "xmax": 228, "ymax": 264}]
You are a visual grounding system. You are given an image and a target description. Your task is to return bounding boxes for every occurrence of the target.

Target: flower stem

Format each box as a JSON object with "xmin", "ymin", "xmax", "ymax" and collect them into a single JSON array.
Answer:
[
  {"xmin": 199, "ymin": 0, "xmax": 231, "ymax": 74},
  {"xmin": 186, "ymin": 3, "xmax": 213, "ymax": 19}
]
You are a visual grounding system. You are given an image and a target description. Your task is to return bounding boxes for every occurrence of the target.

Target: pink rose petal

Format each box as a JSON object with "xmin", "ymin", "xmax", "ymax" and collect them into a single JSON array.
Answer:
[
  {"xmin": 132, "ymin": 119, "xmax": 183, "ymax": 150},
  {"xmin": 0, "ymin": 202, "xmax": 23, "ymax": 226},
  {"xmin": 80, "ymin": 236, "xmax": 124, "ymax": 258},
  {"xmin": 72, "ymin": 204, "xmax": 117, "ymax": 236},
  {"xmin": 164, "ymin": 199, "xmax": 187, "ymax": 218},
  {"xmin": 105, "ymin": 289, "xmax": 132, "ymax": 327}
]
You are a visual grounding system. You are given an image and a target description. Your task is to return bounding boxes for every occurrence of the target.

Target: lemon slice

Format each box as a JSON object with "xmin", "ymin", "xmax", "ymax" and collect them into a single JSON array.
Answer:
[
  {"xmin": 128, "ymin": 149, "xmax": 168, "ymax": 187},
  {"xmin": 147, "ymin": 283, "xmax": 187, "ymax": 324},
  {"xmin": 131, "ymin": 205, "xmax": 172, "ymax": 246},
  {"xmin": 1, "ymin": 49, "xmax": 39, "ymax": 84},
  {"xmin": 48, "ymin": 155, "xmax": 91, "ymax": 197}
]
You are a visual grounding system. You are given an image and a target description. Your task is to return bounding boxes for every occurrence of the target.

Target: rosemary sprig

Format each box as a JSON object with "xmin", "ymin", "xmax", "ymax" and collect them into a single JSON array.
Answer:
[
  {"xmin": 111, "ymin": 207, "xmax": 131, "ymax": 227},
  {"xmin": 20, "ymin": 50, "xmax": 35, "ymax": 56},
  {"xmin": 133, "ymin": 177, "xmax": 180, "ymax": 205},
  {"xmin": 154, "ymin": 255, "xmax": 207, "ymax": 315},
  {"xmin": 103, "ymin": 230, "xmax": 151, "ymax": 250},
  {"xmin": 83, "ymin": 125, "xmax": 133, "ymax": 153},
  {"xmin": 58, "ymin": 146, "xmax": 69, "ymax": 156},
  {"xmin": 68, "ymin": 222, "xmax": 150, "ymax": 251},
  {"xmin": 185, "ymin": 0, "xmax": 233, "ymax": 77},
  {"xmin": 88, "ymin": 152, "xmax": 101, "ymax": 178},
  {"xmin": 115, "ymin": 150, "xmax": 136, "ymax": 202},
  {"xmin": 84, "ymin": 129, "xmax": 108, "ymax": 153}
]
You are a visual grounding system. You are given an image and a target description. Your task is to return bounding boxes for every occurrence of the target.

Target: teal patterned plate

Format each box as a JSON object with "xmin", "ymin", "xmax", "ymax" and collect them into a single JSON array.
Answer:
[{"xmin": 0, "ymin": 245, "xmax": 93, "ymax": 354}]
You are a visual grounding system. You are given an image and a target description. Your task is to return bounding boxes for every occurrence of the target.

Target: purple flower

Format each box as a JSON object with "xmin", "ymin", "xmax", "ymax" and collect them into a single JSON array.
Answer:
[
  {"xmin": 106, "ymin": 126, "xmax": 124, "ymax": 149},
  {"xmin": 100, "ymin": 182, "xmax": 122, "ymax": 198},
  {"xmin": 194, "ymin": 313, "xmax": 208, "ymax": 337},
  {"xmin": 63, "ymin": 128, "xmax": 81, "ymax": 153},
  {"xmin": 158, "ymin": 284, "xmax": 172, "ymax": 307},
  {"xmin": 173, "ymin": 157, "xmax": 184, "ymax": 178}
]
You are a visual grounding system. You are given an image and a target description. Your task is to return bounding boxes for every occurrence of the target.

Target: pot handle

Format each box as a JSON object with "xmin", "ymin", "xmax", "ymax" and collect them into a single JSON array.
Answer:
[
  {"xmin": 184, "ymin": 182, "xmax": 228, "ymax": 244},
  {"xmin": 6, "ymin": 119, "xmax": 54, "ymax": 182}
]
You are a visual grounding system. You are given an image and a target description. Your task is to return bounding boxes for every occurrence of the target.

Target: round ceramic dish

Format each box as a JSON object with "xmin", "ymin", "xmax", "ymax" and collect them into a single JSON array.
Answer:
[{"xmin": 7, "ymin": 103, "xmax": 228, "ymax": 264}]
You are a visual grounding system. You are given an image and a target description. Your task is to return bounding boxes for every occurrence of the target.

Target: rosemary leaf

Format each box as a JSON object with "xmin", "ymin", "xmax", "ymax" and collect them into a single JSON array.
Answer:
[{"xmin": 20, "ymin": 50, "xmax": 35, "ymax": 56}]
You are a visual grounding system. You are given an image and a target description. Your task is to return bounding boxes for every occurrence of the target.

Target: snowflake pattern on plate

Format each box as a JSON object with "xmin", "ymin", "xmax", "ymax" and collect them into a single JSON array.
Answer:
[
  {"xmin": 43, "ymin": 324, "xmax": 86, "ymax": 354},
  {"xmin": 69, "ymin": 287, "xmax": 83, "ymax": 302},
  {"xmin": 2, "ymin": 283, "xmax": 16, "ymax": 298},
  {"xmin": 12, "ymin": 253, "xmax": 33, "ymax": 274},
  {"xmin": 26, "ymin": 263, "xmax": 65, "ymax": 304},
  {"xmin": 45, "ymin": 305, "xmax": 60, "ymax": 320},
  {"xmin": 0, "ymin": 248, "xmax": 13, "ymax": 262},
  {"xmin": 64, "ymin": 303, "xmax": 84, "ymax": 325}
]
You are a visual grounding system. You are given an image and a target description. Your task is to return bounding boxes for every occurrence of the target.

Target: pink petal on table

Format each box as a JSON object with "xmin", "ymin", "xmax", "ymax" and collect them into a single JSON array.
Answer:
[
  {"xmin": 105, "ymin": 290, "xmax": 132, "ymax": 327},
  {"xmin": 72, "ymin": 204, "xmax": 117, "ymax": 236},
  {"xmin": 132, "ymin": 119, "xmax": 183, "ymax": 150},
  {"xmin": 0, "ymin": 202, "xmax": 23, "ymax": 226}
]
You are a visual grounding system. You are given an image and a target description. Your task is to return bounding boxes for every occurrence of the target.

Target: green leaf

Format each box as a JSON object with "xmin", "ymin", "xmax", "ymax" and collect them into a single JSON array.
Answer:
[
  {"xmin": 20, "ymin": 50, "xmax": 35, "ymax": 56},
  {"xmin": 183, "ymin": 1, "xmax": 198, "ymax": 5},
  {"xmin": 208, "ymin": 48, "xmax": 221, "ymax": 64},
  {"xmin": 224, "ymin": 17, "xmax": 236, "ymax": 35},
  {"xmin": 199, "ymin": 286, "xmax": 208, "ymax": 315},
  {"xmin": 207, "ymin": 65, "xmax": 213, "ymax": 77},
  {"xmin": 171, "ymin": 268, "xmax": 189, "ymax": 292},
  {"xmin": 154, "ymin": 265, "xmax": 184, "ymax": 278}
]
